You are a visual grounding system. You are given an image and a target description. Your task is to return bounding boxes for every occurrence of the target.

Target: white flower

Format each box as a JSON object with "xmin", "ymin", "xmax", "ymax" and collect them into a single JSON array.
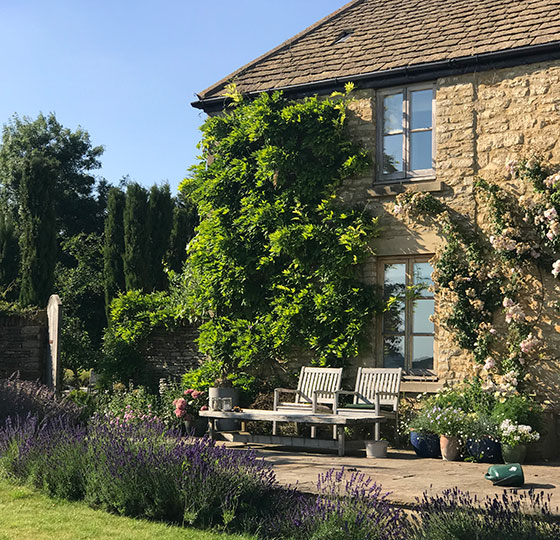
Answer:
[
  {"xmin": 393, "ymin": 204, "xmax": 403, "ymax": 215},
  {"xmin": 552, "ymin": 260, "xmax": 560, "ymax": 279},
  {"xmin": 544, "ymin": 207, "xmax": 558, "ymax": 221},
  {"xmin": 484, "ymin": 357, "xmax": 495, "ymax": 371}
]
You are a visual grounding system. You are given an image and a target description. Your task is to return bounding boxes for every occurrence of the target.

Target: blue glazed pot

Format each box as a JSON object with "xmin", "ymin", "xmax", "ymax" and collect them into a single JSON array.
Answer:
[
  {"xmin": 466, "ymin": 438, "xmax": 502, "ymax": 463},
  {"xmin": 410, "ymin": 431, "xmax": 441, "ymax": 458}
]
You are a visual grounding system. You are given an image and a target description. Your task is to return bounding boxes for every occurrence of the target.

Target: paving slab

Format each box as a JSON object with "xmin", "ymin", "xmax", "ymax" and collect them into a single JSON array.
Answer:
[{"xmin": 223, "ymin": 442, "xmax": 560, "ymax": 511}]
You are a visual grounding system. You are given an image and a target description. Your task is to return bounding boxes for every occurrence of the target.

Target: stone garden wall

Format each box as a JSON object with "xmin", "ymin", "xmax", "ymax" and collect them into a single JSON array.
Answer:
[
  {"xmin": 336, "ymin": 59, "xmax": 560, "ymax": 406},
  {"xmin": 140, "ymin": 322, "xmax": 202, "ymax": 384},
  {"xmin": 0, "ymin": 312, "xmax": 48, "ymax": 382}
]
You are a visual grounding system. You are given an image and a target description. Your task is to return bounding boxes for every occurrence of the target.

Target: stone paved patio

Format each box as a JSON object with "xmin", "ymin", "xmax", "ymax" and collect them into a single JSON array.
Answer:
[{"xmin": 224, "ymin": 442, "xmax": 560, "ymax": 511}]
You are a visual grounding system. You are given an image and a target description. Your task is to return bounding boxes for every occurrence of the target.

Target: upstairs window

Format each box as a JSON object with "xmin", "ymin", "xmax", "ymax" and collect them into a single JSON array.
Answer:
[
  {"xmin": 379, "ymin": 257, "xmax": 435, "ymax": 374},
  {"xmin": 378, "ymin": 85, "xmax": 435, "ymax": 182}
]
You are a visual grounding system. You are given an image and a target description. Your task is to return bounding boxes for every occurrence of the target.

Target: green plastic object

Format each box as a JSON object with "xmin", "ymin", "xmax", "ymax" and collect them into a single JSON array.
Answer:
[{"xmin": 484, "ymin": 463, "xmax": 524, "ymax": 487}]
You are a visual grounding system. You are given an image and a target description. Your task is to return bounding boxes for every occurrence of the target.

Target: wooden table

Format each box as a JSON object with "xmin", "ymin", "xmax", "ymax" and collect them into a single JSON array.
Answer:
[{"xmin": 199, "ymin": 408, "xmax": 385, "ymax": 457}]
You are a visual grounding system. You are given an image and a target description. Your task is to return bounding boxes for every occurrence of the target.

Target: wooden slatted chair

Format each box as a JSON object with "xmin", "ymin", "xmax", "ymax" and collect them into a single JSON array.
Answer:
[
  {"xmin": 273, "ymin": 366, "xmax": 343, "ymax": 438},
  {"xmin": 334, "ymin": 367, "xmax": 403, "ymax": 442}
]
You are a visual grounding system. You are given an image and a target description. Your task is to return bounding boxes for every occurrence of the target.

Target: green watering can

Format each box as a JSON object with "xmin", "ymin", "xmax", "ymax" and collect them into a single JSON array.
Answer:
[{"xmin": 485, "ymin": 463, "xmax": 524, "ymax": 487}]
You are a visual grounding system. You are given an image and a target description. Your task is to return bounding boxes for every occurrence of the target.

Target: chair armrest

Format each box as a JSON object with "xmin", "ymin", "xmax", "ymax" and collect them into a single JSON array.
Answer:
[
  {"xmin": 273, "ymin": 388, "xmax": 299, "ymax": 410},
  {"xmin": 311, "ymin": 389, "xmax": 336, "ymax": 413},
  {"xmin": 333, "ymin": 390, "xmax": 359, "ymax": 413}
]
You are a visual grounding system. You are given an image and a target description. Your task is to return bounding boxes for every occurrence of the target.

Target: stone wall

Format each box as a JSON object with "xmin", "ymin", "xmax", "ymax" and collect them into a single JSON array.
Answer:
[
  {"xmin": 140, "ymin": 322, "xmax": 202, "ymax": 385},
  {"xmin": 0, "ymin": 312, "xmax": 48, "ymax": 381},
  {"xmin": 337, "ymin": 60, "xmax": 560, "ymax": 403}
]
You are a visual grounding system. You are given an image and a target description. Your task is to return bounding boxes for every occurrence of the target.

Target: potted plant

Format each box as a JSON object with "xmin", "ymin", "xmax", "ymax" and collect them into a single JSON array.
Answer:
[
  {"xmin": 408, "ymin": 405, "xmax": 441, "ymax": 458},
  {"xmin": 499, "ymin": 419, "xmax": 540, "ymax": 464},
  {"xmin": 432, "ymin": 406, "xmax": 464, "ymax": 461},
  {"xmin": 464, "ymin": 413, "xmax": 502, "ymax": 463},
  {"xmin": 173, "ymin": 389, "xmax": 208, "ymax": 436}
]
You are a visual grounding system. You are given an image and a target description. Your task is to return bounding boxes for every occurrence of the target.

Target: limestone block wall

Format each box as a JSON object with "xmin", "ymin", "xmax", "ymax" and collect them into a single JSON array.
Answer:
[
  {"xmin": 338, "ymin": 59, "xmax": 560, "ymax": 397},
  {"xmin": 140, "ymin": 323, "xmax": 202, "ymax": 385},
  {"xmin": 0, "ymin": 312, "xmax": 48, "ymax": 381}
]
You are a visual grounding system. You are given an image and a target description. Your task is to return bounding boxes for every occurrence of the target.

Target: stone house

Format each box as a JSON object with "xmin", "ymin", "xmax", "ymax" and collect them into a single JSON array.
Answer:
[{"xmin": 192, "ymin": 1, "xmax": 560, "ymax": 401}]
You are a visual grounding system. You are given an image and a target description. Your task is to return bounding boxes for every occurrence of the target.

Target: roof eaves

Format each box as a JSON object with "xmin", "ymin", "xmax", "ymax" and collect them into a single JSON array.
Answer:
[
  {"xmin": 196, "ymin": 0, "xmax": 364, "ymax": 100},
  {"xmin": 192, "ymin": 40, "xmax": 560, "ymax": 112}
]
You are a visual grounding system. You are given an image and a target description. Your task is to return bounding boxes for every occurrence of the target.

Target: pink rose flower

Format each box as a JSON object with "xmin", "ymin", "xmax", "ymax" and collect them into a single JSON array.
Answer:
[
  {"xmin": 200, "ymin": 405, "xmax": 208, "ymax": 411},
  {"xmin": 175, "ymin": 397, "xmax": 187, "ymax": 410},
  {"xmin": 184, "ymin": 389, "xmax": 194, "ymax": 395}
]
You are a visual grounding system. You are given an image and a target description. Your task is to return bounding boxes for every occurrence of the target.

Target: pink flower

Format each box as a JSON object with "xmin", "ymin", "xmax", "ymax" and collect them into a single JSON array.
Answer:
[
  {"xmin": 184, "ymin": 389, "xmax": 194, "ymax": 395},
  {"xmin": 175, "ymin": 397, "xmax": 187, "ymax": 410},
  {"xmin": 174, "ymin": 408, "xmax": 184, "ymax": 418},
  {"xmin": 200, "ymin": 405, "xmax": 209, "ymax": 411},
  {"xmin": 191, "ymin": 390, "xmax": 202, "ymax": 399}
]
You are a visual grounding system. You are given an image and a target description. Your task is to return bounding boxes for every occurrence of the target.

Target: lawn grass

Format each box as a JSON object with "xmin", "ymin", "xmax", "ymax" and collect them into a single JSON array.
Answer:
[{"xmin": 0, "ymin": 478, "xmax": 255, "ymax": 540}]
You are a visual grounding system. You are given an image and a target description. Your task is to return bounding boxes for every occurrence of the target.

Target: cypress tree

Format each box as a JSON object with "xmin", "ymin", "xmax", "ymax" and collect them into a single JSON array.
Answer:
[
  {"xmin": 123, "ymin": 183, "xmax": 149, "ymax": 291},
  {"xmin": 0, "ymin": 211, "xmax": 20, "ymax": 300},
  {"xmin": 103, "ymin": 187, "xmax": 126, "ymax": 318},
  {"xmin": 148, "ymin": 184, "xmax": 173, "ymax": 290},
  {"xmin": 18, "ymin": 153, "xmax": 57, "ymax": 307},
  {"xmin": 166, "ymin": 202, "xmax": 198, "ymax": 273}
]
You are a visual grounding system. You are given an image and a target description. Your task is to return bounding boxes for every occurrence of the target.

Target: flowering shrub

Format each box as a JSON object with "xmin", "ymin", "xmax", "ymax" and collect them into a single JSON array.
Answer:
[
  {"xmin": 393, "ymin": 155, "xmax": 560, "ymax": 409},
  {"xmin": 500, "ymin": 419, "xmax": 540, "ymax": 447},
  {"xmin": 271, "ymin": 468, "xmax": 409, "ymax": 540},
  {"xmin": 0, "ymin": 375, "xmax": 82, "ymax": 424},
  {"xmin": 172, "ymin": 388, "xmax": 207, "ymax": 421},
  {"xmin": 412, "ymin": 487, "xmax": 560, "ymax": 539}
]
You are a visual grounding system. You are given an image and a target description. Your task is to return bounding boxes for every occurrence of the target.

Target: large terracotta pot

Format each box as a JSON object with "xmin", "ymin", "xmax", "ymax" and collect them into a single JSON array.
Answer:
[
  {"xmin": 410, "ymin": 431, "xmax": 441, "ymax": 458},
  {"xmin": 502, "ymin": 443, "xmax": 527, "ymax": 464},
  {"xmin": 440, "ymin": 435, "xmax": 461, "ymax": 461}
]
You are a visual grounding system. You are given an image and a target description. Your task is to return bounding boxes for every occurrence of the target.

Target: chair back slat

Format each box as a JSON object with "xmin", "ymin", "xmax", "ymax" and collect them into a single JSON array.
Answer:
[
  {"xmin": 295, "ymin": 366, "xmax": 343, "ymax": 405},
  {"xmin": 354, "ymin": 368, "xmax": 403, "ymax": 411}
]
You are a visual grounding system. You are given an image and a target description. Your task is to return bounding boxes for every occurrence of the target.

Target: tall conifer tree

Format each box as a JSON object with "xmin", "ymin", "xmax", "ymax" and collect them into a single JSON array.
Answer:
[
  {"xmin": 166, "ymin": 203, "xmax": 198, "ymax": 273},
  {"xmin": 0, "ymin": 212, "xmax": 20, "ymax": 299},
  {"xmin": 18, "ymin": 153, "xmax": 57, "ymax": 306},
  {"xmin": 123, "ymin": 183, "xmax": 149, "ymax": 291},
  {"xmin": 148, "ymin": 184, "xmax": 173, "ymax": 290},
  {"xmin": 103, "ymin": 187, "xmax": 126, "ymax": 317}
]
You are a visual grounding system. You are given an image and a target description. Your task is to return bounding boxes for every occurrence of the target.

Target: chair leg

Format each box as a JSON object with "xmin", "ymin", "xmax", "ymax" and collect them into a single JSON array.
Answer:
[
  {"xmin": 333, "ymin": 425, "xmax": 337, "ymax": 440},
  {"xmin": 394, "ymin": 411, "xmax": 399, "ymax": 445},
  {"xmin": 311, "ymin": 425, "xmax": 316, "ymax": 439},
  {"xmin": 273, "ymin": 421, "xmax": 277, "ymax": 435}
]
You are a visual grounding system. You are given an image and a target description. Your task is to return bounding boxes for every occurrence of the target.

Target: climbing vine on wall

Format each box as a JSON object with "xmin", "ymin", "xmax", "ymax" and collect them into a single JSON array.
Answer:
[
  {"xmin": 394, "ymin": 155, "xmax": 560, "ymax": 397},
  {"xmin": 179, "ymin": 85, "xmax": 382, "ymax": 389}
]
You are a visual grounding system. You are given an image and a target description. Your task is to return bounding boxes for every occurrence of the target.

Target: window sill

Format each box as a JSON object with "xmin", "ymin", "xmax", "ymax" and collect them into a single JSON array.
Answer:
[
  {"xmin": 401, "ymin": 378, "xmax": 443, "ymax": 395},
  {"xmin": 367, "ymin": 179, "xmax": 442, "ymax": 198}
]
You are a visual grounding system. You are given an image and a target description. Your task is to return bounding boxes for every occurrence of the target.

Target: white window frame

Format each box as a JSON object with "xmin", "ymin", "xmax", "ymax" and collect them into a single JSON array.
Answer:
[
  {"xmin": 376, "ymin": 83, "xmax": 436, "ymax": 183},
  {"xmin": 377, "ymin": 255, "xmax": 437, "ymax": 375}
]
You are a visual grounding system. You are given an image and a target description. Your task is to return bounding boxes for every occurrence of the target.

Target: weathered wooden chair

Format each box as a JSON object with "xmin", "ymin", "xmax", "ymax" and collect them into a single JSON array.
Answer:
[
  {"xmin": 334, "ymin": 367, "xmax": 403, "ymax": 442},
  {"xmin": 273, "ymin": 366, "xmax": 343, "ymax": 438}
]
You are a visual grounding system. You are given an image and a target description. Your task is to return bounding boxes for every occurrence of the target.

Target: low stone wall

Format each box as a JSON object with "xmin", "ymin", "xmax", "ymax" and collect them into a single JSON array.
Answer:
[
  {"xmin": 0, "ymin": 312, "xmax": 48, "ymax": 381},
  {"xmin": 141, "ymin": 322, "xmax": 202, "ymax": 385}
]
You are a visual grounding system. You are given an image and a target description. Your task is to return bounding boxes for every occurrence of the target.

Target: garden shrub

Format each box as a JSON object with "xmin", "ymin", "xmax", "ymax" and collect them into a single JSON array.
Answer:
[
  {"xmin": 412, "ymin": 487, "xmax": 560, "ymax": 540},
  {"xmin": 0, "ymin": 376, "xmax": 82, "ymax": 423},
  {"xmin": 491, "ymin": 393, "xmax": 543, "ymax": 431},
  {"xmin": 270, "ymin": 468, "xmax": 409, "ymax": 540}
]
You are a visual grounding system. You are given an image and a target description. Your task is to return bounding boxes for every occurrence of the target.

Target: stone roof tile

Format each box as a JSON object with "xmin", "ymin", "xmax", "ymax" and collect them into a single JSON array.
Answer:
[{"xmin": 198, "ymin": 0, "xmax": 560, "ymax": 100}]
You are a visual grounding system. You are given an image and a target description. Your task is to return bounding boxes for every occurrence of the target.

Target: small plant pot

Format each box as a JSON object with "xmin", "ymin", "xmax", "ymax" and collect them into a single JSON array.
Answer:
[
  {"xmin": 502, "ymin": 443, "xmax": 527, "ymax": 464},
  {"xmin": 184, "ymin": 418, "xmax": 207, "ymax": 437},
  {"xmin": 410, "ymin": 431, "xmax": 441, "ymax": 458},
  {"xmin": 466, "ymin": 438, "xmax": 502, "ymax": 463},
  {"xmin": 365, "ymin": 440, "xmax": 389, "ymax": 458},
  {"xmin": 440, "ymin": 435, "xmax": 461, "ymax": 461}
]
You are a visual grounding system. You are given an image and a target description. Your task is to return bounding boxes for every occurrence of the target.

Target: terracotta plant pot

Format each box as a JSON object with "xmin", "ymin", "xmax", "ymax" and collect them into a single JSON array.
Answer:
[
  {"xmin": 440, "ymin": 435, "xmax": 461, "ymax": 461},
  {"xmin": 502, "ymin": 443, "xmax": 527, "ymax": 464}
]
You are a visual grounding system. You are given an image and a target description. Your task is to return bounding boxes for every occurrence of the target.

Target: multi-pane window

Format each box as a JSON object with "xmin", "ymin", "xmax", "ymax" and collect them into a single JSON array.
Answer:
[
  {"xmin": 378, "ymin": 85, "xmax": 435, "ymax": 181},
  {"xmin": 380, "ymin": 257, "xmax": 435, "ymax": 374}
]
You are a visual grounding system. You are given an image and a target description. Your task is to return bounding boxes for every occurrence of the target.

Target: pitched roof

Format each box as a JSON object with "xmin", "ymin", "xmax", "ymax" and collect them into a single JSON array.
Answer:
[{"xmin": 196, "ymin": 0, "xmax": 560, "ymax": 105}]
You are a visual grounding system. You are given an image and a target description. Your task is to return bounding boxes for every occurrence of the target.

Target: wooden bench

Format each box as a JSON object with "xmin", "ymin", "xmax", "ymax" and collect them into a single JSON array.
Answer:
[
  {"xmin": 273, "ymin": 366, "xmax": 343, "ymax": 438},
  {"xmin": 199, "ymin": 408, "xmax": 385, "ymax": 457},
  {"xmin": 334, "ymin": 367, "xmax": 403, "ymax": 441}
]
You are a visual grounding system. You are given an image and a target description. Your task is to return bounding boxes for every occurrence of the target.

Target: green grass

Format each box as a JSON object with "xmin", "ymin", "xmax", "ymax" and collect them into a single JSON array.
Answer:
[{"xmin": 0, "ymin": 478, "xmax": 255, "ymax": 540}]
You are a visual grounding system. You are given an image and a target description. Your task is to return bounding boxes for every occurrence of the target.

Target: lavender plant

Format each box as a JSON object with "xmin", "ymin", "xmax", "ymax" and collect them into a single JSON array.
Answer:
[
  {"xmin": 0, "ymin": 375, "xmax": 82, "ymax": 423},
  {"xmin": 412, "ymin": 487, "xmax": 560, "ymax": 539},
  {"xmin": 271, "ymin": 468, "xmax": 409, "ymax": 540}
]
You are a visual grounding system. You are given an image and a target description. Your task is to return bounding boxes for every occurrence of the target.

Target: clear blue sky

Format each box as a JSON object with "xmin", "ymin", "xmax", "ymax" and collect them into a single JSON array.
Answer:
[{"xmin": 0, "ymin": 1, "xmax": 345, "ymax": 194}]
